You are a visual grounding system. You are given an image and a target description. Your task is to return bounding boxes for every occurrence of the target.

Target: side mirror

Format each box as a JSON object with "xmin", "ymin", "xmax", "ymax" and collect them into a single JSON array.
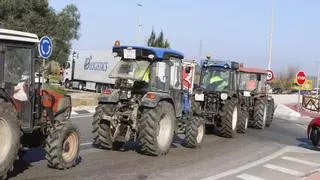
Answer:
[
  {"xmin": 257, "ymin": 74, "xmax": 261, "ymax": 81},
  {"xmin": 185, "ymin": 66, "xmax": 191, "ymax": 74}
]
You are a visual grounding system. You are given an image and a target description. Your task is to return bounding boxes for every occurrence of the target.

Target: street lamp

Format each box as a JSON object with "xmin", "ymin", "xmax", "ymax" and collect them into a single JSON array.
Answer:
[
  {"xmin": 315, "ymin": 60, "xmax": 320, "ymax": 96},
  {"xmin": 137, "ymin": 3, "xmax": 143, "ymax": 45},
  {"xmin": 267, "ymin": 0, "xmax": 276, "ymax": 70}
]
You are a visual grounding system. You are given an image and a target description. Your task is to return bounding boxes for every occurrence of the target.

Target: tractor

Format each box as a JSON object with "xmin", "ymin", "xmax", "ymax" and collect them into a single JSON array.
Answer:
[
  {"xmin": 237, "ymin": 64, "xmax": 275, "ymax": 131},
  {"xmin": 191, "ymin": 59, "xmax": 242, "ymax": 138},
  {"xmin": 0, "ymin": 29, "xmax": 80, "ymax": 179},
  {"xmin": 92, "ymin": 45, "xmax": 204, "ymax": 156}
]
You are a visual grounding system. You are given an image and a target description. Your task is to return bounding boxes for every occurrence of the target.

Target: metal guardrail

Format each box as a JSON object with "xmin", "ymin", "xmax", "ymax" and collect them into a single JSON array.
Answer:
[{"xmin": 302, "ymin": 95, "xmax": 320, "ymax": 112}]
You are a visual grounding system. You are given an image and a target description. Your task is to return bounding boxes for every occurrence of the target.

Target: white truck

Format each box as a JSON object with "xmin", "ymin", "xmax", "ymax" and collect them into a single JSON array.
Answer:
[{"xmin": 63, "ymin": 50, "xmax": 120, "ymax": 93}]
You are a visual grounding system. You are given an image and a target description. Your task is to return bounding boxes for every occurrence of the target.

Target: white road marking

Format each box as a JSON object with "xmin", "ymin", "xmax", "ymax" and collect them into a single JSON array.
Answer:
[
  {"xmin": 296, "ymin": 123, "xmax": 307, "ymax": 130},
  {"xmin": 80, "ymin": 142, "xmax": 92, "ymax": 146},
  {"xmin": 71, "ymin": 114, "xmax": 93, "ymax": 119},
  {"xmin": 281, "ymin": 156, "xmax": 320, "ymax": 167},
  {"xmin": 236, "ymin": 173, "xmax": 266, "ymax": 180},
  {"xmin": 263, "ymin": 164, "xmax": 304, "ymax": 176},
  {"xmin": 201, "ymin": 147, "xmax": 289, "ymax": 180}
]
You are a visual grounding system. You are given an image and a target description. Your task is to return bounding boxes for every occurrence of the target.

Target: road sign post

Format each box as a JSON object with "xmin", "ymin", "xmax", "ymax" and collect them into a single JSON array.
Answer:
[
  {"xmin": 296, "ymin": 71, "xmax": 306, "ymax": 112},
  {"xmin": 266, "ymin": 70, "xmax": 274, "ymax": 95},
  {"xmin": 39, "ymin": 36, "xmax": 53, "ymax": 89}
]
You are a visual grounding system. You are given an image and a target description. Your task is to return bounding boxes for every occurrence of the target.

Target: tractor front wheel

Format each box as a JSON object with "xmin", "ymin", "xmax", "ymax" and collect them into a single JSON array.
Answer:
[
  {"xmin": 219, "ymin": 98, "xmax": 238, "ymax": 138},
  {"xmin": 310, "ymin": 126, "xmax": 320, "ymax": 147},
  {"xmin": 45, "ymin": 122, "xmax": 80, "ymax": 169},
  {"xmin": 237, "ymin": 109, "xmax": 249, "ymax": 134},
  {"xmin": 0, "ymin": 102, "xmax": 20, "ymax": 179},
  {"xmin": 184, "ymin": 115, "xmax": 205, "ymax": 148},
  {"xmin": 253, "ymin": 99, "xmax": 268, "ymax": 129}
]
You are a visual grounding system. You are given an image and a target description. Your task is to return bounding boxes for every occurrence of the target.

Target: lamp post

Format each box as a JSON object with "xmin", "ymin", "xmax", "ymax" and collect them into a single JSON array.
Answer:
[
  {"xmin": 267, "ymin": 0, "xmax": 276, "ymax": 70},
  {"xmin": 137, "ymin": 3, "xmax": 143, "ymax": 45},
  {"xmin": 315, "ymin": 61, "xmax": 320, "ymax": 96}
]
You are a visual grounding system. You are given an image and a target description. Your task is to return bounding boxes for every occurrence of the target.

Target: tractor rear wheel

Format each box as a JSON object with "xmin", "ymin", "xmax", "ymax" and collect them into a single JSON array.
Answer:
[
  {"xmin": 219, "ymin": 98, "xmax": 238, "ymax": 138},
  {"xmin": 253, "ymin": 99, "xmax": 268, "ymax": 129},
  {"xmin": 45, "ymin": 121, "xmax": 80, "ymax": 169},
  {"xmin": 138, "ymin": 101, "xmax": 175, "ymax": 156},
  {"xmin": 266, "ymin": 99, "xmax": 275, "ymax": 127},
  {"xmin": 237, "ymin": 109, "xmax": 249, "ymax": 134},
  {"xmin": 184, "ymin": 115, "xmax": 205, "ymax": 148},
  {"xmin": 92, "ymin": 104, "xmax": 115, "ymax": 149},
  {"xmin": 0, "ymin": 102, "xmax": 20, "ymax": 179}
]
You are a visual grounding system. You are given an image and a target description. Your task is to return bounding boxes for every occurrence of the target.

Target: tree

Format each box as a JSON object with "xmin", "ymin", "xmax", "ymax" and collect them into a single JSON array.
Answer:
[
  {"xmin": 147, "ymin": 30, "xmax": 170, "ymax": 48},
  {"xmin": 0, "ymin": 0, "xmax": 80, "ymax": 65}
]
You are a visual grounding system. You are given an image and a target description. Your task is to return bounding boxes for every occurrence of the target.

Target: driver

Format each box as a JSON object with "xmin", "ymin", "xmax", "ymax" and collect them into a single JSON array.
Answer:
[
  {"xmin": 134, "ymin": 67, "xmax": 150, "ymax": 82},
  {"xmin": 209, "ymin": 71, "xmax": 228, "ymax": 91}
]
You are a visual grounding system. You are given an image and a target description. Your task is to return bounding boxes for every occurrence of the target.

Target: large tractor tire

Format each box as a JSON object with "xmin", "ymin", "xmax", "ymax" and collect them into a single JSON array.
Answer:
[
  {"xmin": 45, "ymin": 121, "xmax": 80, "ymax": 169},
  {"xmin": 266, "ymin": 99, "xmax": 275, "ymax": 127},
  {"xmin": 184, "ymin": 115, "xmax": 205, "ymax": 148},
  {"xmin": 0, "ymin": 102, "xmax": 20, "ymax": 180},
  {"xmin": 253, "ymin": 99, "xmax": 268, "ymax": 129},
  {"xmin": 138, "ymin": 101, "xmax": 175, "ymax": 156},
  {"xmin": 92, "ymin": 104, "xmax": 114, "ymax": 149},
  {"xmin": 219, "ymin": 98, "xmax": 238, "ymax": 138},
  {"xmin": 310, "ymin": 126, "xmax": 320, "ymax": 147},
  {"xmin": 237, "ymin": 109, "xmax": 249, "ymax": 134}
]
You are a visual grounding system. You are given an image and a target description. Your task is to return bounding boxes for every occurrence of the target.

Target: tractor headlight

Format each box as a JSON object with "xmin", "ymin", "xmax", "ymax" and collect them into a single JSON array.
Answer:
[{"xmin": 220, "ymin": 93, "xmax": 228, "ymax": 100}]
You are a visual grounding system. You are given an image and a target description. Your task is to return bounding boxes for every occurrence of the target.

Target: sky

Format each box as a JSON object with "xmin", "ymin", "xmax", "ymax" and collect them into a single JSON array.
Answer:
[{"xmin": 49, "ymin": 0, "xmax": 320, "ymax": 76}]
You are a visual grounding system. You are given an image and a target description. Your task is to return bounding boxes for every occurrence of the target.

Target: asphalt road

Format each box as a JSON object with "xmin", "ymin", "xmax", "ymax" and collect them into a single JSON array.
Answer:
[{"xmin": 6, "ymin": 115, "xmax": 320, "ymax": 180}]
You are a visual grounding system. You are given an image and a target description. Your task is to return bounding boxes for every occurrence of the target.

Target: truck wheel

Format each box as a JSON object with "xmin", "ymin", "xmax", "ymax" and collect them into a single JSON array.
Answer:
[
  {"xmin": 266, "ymin": 99, "xmax": 275, "ymax": 127},
  {"xmin": 219, "ymin": 98, "xmax": 238, "ymax": 138},
  {"xmin": 184, "ymin": 116, "xmax": 205, "ymax": 148},
  {"xmin": 0, "ymin": 103, "xmax": 20, "ymax": 179},
  {"xmin": 92, "ymin": 104, "xmax": 114, "ymax": 149},
  {"xmin": 78, "ymin": 83, "xmax": 84, "ymax": 90},
  {"xmin": 237, "ymin": 109, "xmax": 249, "ymax": 134},
  {"xmin": 138, "ymin": 101, "xmax": 175, "ymax": 156},
  {"xmin": 310, "ymin": 126, "xmax": 320, "ymax": 146},
  {"xmin": 253, "ymin": 99, "xmax": 268, "ymax": 129},
  {"xmin": 45, "ymin": 122, "xmax": 80, "ymax": 169},
  {"xmin": 65, "ymin": 80, "xmax": 71, "ymax": 89}
]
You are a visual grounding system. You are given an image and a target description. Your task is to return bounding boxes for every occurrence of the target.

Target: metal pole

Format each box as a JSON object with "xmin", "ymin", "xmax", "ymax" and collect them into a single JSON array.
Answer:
[
  {"xmin": 267, "ymin": 0, "xmax": 275, "ymax": 70},
  {"xmin": 316, "ymin": 62, "xmax": 320, "ymax": 96},
  {"xmin": 42, "ymin": 59, "xmax": 45, "ymax": 89},
  {"xmin": 298, "ymin": 85, "xmax": 301, "ymax": 112},
  {"xmin": 137, "ymin": 3, "xmax": 143, "ymax": 45}
]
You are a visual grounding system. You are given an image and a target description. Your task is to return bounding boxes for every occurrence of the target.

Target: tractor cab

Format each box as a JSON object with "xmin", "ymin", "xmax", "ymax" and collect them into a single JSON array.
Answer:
[
  {"xmin": 106, "ymin": 46, "xmax": 185, "ymax": 115},
  {"xmin": 0, "ymin": 29, "xmax": 40, "ymax": 130},
  {"xmin": 198, "ymin": 59, "xmax": 239, "ymax": 94},
  {"xmin": 238, "ymin": 65, "xmax": 268, "ymax": 96}
]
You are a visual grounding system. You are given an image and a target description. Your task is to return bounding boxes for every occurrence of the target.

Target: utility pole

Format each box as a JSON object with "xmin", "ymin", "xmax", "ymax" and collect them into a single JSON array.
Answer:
[
  {"xmin": 198, "ymin": 40, "xmax": 203, "ymax": 60},
  {"xmin": 137, "ymin": 3, "xmax": 143, "ymax": 45},
  {"xmin": 267, "ymin": 0, "xmax": 276, "ymax": 70},
  {"xmin": 316, "ymin": 61, "xmax": 320, "ymax": 96}
]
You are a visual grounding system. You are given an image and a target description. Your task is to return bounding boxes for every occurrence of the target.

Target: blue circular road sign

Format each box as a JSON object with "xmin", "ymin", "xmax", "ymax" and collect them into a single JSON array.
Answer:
[{"xmin": 39, "ymin": 36, "xmax": 53, "ymax": 59}]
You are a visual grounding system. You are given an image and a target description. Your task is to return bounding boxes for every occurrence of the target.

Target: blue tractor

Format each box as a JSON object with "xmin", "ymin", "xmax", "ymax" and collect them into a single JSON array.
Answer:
[
  {"xmin": 192, "ymin": 59, "xmax": 244, "ymax": 138},
  {"xmin": 92, "ymin": 46, "xmax": 204, "ymax": 156}
]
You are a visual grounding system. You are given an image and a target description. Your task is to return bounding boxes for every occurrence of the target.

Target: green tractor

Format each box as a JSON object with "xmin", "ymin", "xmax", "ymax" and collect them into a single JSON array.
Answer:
[{"xmin": 92, "ymin": 46, "xmax": 204, "ymax": 156}]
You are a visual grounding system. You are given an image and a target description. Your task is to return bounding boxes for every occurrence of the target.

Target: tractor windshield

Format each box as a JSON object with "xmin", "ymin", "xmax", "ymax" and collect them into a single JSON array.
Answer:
[
  {"xmin": 4, "ymin": 46, "xmax": 32, "ymax": 84},
  {"xmin": 200, "ymin": 67, "xmax": 230, "ymax": 91},
  {"xmin": 109, "ymin": 60, "xmax": 150, "ymax": 81},
  {"xmin": 239, "ymin": 72, "xmax": 267, "ymax": 92}
]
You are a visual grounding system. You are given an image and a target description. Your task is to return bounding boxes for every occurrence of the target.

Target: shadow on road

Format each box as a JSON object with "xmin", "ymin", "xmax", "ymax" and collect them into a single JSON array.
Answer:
[
  {"xmin": 7, "ymin": 148, "xmax": 45, "ymax": 179},
  {"xmin": 296, "ymin": 137, "xmax": 320, "ymax": 152}
]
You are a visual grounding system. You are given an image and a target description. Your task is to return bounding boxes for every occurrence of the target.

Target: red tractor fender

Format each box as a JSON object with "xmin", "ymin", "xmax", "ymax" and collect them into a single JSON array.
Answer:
[{"xmin": 307, "ymin": 117, "xmax": 320, "ymax": 139}]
